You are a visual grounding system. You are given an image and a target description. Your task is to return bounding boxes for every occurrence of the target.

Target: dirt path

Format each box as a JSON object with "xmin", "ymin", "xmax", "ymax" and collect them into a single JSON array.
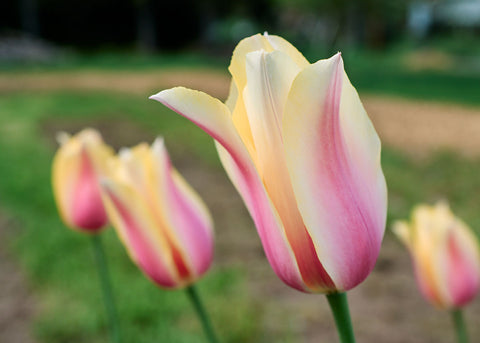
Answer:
[
  {"xmin": 0, "ymin": 215, "xmax": 36, "ymax": 343},
  {"xmin": 2, "ymin": 69, "xmax": 480, "ymax": 158}
]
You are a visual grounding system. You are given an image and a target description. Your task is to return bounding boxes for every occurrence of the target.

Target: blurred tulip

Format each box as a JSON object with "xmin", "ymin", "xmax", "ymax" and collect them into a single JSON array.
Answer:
[
  {"xmin": 394, "ymin": 202, "xmax": 480, "ymax": 309},
  {"xmin": 100, "ymin": 138, "xmax": 214, "ymax": 289},
  {"xmin": 52, "ymin": 128, "xmax": 113, "ymax": 233},
  {"xmin": 150, "ymin": 33, "xmax": 387, "ymax": 293}
]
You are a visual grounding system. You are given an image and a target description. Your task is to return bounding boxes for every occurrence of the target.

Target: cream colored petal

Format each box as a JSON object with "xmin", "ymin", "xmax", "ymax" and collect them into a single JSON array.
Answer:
[
  {"xmin": 283, "ymin": 54, "xmax": 387, "ymax": 290},
  {"xmin": 100, "ymin": 179, "xmax": 180, "ymax": 287}
]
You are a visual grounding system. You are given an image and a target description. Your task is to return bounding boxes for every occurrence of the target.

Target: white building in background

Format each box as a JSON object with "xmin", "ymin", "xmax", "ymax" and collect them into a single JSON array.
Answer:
[{"xmin": 408, "ymin": 0, "xmax": 480, "ymax": 37}]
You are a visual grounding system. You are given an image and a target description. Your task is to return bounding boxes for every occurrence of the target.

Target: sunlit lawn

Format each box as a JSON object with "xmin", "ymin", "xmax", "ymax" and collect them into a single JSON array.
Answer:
[{"xmin": 1, "ymin": 51, "xmax": 480, "ymax": 342}]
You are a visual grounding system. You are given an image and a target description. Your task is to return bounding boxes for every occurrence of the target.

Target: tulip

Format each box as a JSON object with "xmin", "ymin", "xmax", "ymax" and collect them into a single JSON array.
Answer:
[
  {"xmin": 394, "ymin": 202, "xmax": 480, "ymax": 343},
  {"xmin": 151, "ymin": 33, "xmax": 387, "ymax": 343},
  {"xmin": 150, "ymin": 33, "xmax": 387, "ymax": 294},
  {"xmin": 52, "ymin": 128, "xmax": 114, "ymax": 233},
  {"xmin": 393, "ymin": 202, "xmax": 480, "ymax": 309},
  {"xmin": 52, "ymin": 128, "xmax": 120, "ymax": 343},
  {"xmin": 100, "ymin": 138, "xmax": 214, "ymax": 289},
  {"xmin": 100, "ymin": 139, "xmax": 218, "ymax": 343}
]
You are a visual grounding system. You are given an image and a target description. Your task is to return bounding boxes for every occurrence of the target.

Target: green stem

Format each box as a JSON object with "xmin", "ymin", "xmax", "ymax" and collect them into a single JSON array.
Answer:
[
  {"xmin": 91, "ymin": 235, "xmax": 121, "ymax": 343},
  {"xmin": 185, "ymin": 284, "xmax": 220, "ymax": 343},
  {"xmin": 451, "ymin": 309, "xmax": 469, "ymax": 343},
  {"xmin": 326, "ymin": 292, "xmax": 356, "ymax": 343}
]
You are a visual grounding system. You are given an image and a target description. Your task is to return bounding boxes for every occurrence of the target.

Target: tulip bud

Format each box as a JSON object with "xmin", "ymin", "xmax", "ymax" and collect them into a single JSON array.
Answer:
[
  {"xmin": 52, "ymin": 129, "xmax": 113, "ymax": 233},
  {"xmin": 394, "ymin": 202, "xmax": 480, "ymax": 309},
  {"xmin": 100, "ymin": 139, "xmax": 214, "ymax": 289},
  {"xmin": 150, "ymin": 33, "xmax": 387, "ymax": 293}
]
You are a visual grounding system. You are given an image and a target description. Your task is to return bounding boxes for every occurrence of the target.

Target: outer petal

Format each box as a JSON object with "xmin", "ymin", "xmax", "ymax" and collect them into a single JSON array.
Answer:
[
  {"xmin": 112, "ymin": 144, "xmax": 195, "ymax": 284},
  {"xmin": 101, "ymin": 180, "xmax": 180, "ymax": 288},
  {"xmin": 151, "ymin": 138, "xmax": 214, "ymax": 277},
  {"xmin": 243, "ymin": 50, "xmax": 334, "ymax": 291},
  {"xmin": 283, "ymin": 54, "xmax": 387, "ymax": 291},
  {"xmin": 393, "ymin": 219, "xmax": 446, "ymax": 307},
  {"xmin": 70, "ymin": 148, "xmax": 108, "ymax": 230},
  {"xmin": 227, "ymin": 33, "xmax": 310, "ymax": 162},
  {"xmin": 445, "ymin": 228, "xmax": 480, "ymax": 307},
  {"xmin": 52, "ymin": 143, "xmax": 82, "ymax": 228},
  {"xmin": 150, "ymin": 87, "xmax": 307, "ymax": 291},
  {"xmin": 52, "ymin": 129, "xmax": 111, "ymax": 232}
]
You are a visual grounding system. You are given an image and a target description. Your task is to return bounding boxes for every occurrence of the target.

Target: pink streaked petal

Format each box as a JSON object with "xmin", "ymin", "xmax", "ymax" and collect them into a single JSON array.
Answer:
[
  {"xmin": 71, "ymin": 148, "xmax": 107, "ymax": 231},
  {"xmin": 215, "ymin": 142, "xmax": 310, "ymax": 291},
  {"xmin": 283, "ymin": 54, "xmax": 387, "ymax": 291},
  {"xmin": 446, "ymin": 231, "xmax": 480, "ymax": 307},
  {"xmin": 152, "ymin": 139, "xmax": 214, "ymax": 277},
  {"xmin": 243, "ymin": 50, "xmax": 334, "ymax": 292},
  {"xmin": 101, "ymin": 182, "xmax": 178, "ymax": 288},
  {"xmin": 149, "ymin": 87, "xmax": 306, "ymax": 290}
]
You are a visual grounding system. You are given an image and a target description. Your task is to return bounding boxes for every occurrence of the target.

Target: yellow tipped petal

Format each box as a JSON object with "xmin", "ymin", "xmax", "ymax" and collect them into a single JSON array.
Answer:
[{"xmin": 395, "ymin": 202, "xmax": 480, "ymax": 309}]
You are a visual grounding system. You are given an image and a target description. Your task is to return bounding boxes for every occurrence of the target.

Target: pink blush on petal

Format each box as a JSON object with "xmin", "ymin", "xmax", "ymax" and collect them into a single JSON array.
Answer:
[
  {"xmin": 447, "ymin": 232, "xmax": 480, "ymax": 307},
  {"xmin": 71, "ymin": 151, "xmax": 107, "ymax": 231},
  {"xmin": 107, "ymin": 189, "xmax": 177, "ymax": 288}
]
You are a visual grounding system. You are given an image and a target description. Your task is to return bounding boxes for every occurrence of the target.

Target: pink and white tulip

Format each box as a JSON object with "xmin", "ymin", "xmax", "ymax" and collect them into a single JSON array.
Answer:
[
  {"xmin": 52, "ymin": 129, "xmax": 113, "ymax": 233},
  {"xmin": 150, "ymin": 33, "xmax": 387, "ymax": 293},
  {"xmin": 100, "ymin": 139, "xmax": 214, "ymax": 289},
  {"xmin": 394, "ymin": 202, "xmax": 480, "ymax": 309}
]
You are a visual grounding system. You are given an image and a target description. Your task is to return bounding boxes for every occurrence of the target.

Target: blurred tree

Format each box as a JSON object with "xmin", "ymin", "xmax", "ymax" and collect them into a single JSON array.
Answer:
[
  {"xmin": 20, "ymin": 0, "xmax": 40, "ymax": 36},
  {"xmin": 273, "ymin": 0, "xmax": 406, "ymax": 51},
  {"xmin": 134, "ymin": 0, "xmax": 156, "ymax": 52}
]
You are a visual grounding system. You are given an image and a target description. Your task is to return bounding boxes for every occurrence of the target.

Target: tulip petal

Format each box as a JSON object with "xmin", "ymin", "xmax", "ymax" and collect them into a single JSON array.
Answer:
[
  {"xmin": 244, "ymin": 50, "xmax": 301, "ymax": 175},
  {"xmin": 71, "ymin": 148, "xmax": 108, "ymax": 230},
  {"xmin": 101, "ymin": 180, "xmax": 179, "ymax": 288},
  {"xmin": 151, "ymin": 87, "xmax": 307, "ymax": 291},
  {"xmin": 228, "ymin": 33, "xmax": 309, "ymax": 163},
  {"xmin": 243, "ymin": 50, "xmax": 335, "ymax": 291},
  {"xmin": 151, "ymin": 138, "xmax": 214, "ymax": 277},
  {"xmin": 283, "ymin": 54, "xmax": 387, "ymax": 290},
  {"xmin": 52, "ymin": 145, "xmax": 81, "ymax": 228},
  {"xmin": 445, "ymin": 224, "xmax": 480, "ymax": 307}
]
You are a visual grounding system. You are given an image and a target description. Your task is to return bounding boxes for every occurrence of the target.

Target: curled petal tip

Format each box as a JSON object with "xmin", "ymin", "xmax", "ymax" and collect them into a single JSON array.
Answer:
[
  {"xmin": 152, "ymin": 136, "xmax": 165, "ymax": 150},
  {"xmin": 119, "ymin": 147, "xmax": 132, "ymax": 159},
  {"xmin": 56, "ymin": 131, "xmax": 70, "ymax": 146}
]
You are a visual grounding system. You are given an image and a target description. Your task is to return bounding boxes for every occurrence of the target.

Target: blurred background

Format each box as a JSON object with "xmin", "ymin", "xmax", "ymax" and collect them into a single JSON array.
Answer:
[{"xmin": 1, "ymin": 0, "xmax": 480, "ymax": 342}]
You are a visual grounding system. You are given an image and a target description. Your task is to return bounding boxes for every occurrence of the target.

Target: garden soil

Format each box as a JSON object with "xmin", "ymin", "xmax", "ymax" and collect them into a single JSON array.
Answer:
[{"xmin": 1, "ymin": 69, "xmax": 480, "ymax": 342}]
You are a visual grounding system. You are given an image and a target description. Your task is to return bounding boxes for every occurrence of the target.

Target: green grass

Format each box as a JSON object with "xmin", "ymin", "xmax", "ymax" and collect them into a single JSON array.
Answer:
[
  {"xmin": 4, "ymin": 46, "xmax": 480, "ymax": 107},
  {"xmin": 0, "ymin": 51, "xmax": 227, "ymax": 73}
]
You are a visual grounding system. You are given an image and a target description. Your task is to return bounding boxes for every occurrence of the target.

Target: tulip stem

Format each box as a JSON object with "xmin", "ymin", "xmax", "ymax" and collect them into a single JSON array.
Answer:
[
  {"xmin": 91, "ymin": 235, "xmax": 121, "ymax": 343},
  {"xmin": 451, "ymin": 309, "xmax": 469, "ymax": 343},
  {"xmin": 185, "ymin": 284, "xmax": 220, "ymax": 343},
  {"xmin": 326, "ymin": 292, "xmax": 356, "ymax": 343}
]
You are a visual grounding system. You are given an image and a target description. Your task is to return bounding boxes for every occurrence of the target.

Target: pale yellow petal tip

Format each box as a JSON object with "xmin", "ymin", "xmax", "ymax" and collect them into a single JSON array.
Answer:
[
  {"xmin": 392, "ymin": 221, "xmax": 411, "ymax": 245},
  {"xmin": 119, "ymin": 147, "xmax": 132, "ymax": 160},
  {"xmin": 77, "ymin": 128, "xmax": 103, "ymax": 143},
  {"xmin": 152, "ymin": 136, "xmax": 165, "ymax": 151},
  {"xmin": 149, "ymin": 87, "xmax": 189, "ymax": 102},
  {"xmin": 56, "ymin": 131, "xmax": 71, "ymax": 146}
]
